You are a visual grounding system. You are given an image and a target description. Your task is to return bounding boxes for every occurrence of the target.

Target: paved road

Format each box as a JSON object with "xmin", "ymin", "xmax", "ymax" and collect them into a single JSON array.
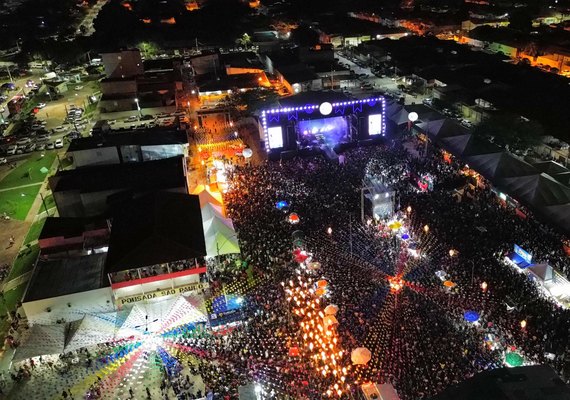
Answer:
[{"xmin": 336, "ymin": 54, "xmax": 430, "ymax": 105}]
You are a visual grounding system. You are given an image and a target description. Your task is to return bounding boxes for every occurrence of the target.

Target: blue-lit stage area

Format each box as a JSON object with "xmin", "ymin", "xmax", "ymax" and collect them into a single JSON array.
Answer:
[{"xmin": 260, "ymin": 95, "xmax": 387, "ymax": 161}]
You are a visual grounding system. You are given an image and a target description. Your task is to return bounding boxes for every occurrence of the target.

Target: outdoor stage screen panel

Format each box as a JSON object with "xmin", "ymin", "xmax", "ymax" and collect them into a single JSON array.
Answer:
[
  {"xmin": 267, "ymin": 126, "xmax": 284, "ymax": 149},
  {"xmin": 368, "ymin": 114, "xmax": 383, "ymax": 136},
  {"xmin": 297, "ymin": 116, "xmax": 349, "ymax": 148}
]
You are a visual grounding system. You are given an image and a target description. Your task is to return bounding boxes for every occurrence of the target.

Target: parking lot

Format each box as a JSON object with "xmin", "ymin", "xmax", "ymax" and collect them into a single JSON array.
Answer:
[{"xmin": 336, "ymin": 54, "xmax": 430, "ymax": 105}]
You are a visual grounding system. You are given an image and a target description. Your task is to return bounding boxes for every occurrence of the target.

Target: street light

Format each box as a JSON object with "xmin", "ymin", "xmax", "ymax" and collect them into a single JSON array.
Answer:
[{"xmin": 134, "ymin": 98, "xmax": 142, "ymax": 118}]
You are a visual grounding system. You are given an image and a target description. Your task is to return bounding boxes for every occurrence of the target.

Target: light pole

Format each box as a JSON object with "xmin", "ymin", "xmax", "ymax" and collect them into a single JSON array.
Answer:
[
  {"xmin": 134, "ymin": 98, "xmax": 142, "ymax": 118},
  {"xmin": 21, "ymin": 192, "xmax": 49, "ymax": 215}
]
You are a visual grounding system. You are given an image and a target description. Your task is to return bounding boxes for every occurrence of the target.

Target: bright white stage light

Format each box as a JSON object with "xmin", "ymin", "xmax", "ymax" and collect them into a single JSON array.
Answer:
[{"xmin": 319, "ymin": 102, "xmax": 333, "ymax": 116}]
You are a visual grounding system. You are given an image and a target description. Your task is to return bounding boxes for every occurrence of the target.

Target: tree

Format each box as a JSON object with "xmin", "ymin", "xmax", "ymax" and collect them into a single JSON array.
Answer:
[
  {"xmin": 235, "ymin": 33, "xmax": 251, "ymax": 50},
  {"xmin": 472, "ymin": 113, "xmax": 543, "ymax": 152},
  {"xmin": 138, "ymin": 41, "xmax": 159, "ymax": 59}
]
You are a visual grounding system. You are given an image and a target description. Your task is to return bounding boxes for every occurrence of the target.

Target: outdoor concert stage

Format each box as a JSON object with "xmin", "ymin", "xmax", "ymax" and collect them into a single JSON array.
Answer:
[{"xmin": 260, "ymin": 93, "xmax": 387, "ymax": 160}]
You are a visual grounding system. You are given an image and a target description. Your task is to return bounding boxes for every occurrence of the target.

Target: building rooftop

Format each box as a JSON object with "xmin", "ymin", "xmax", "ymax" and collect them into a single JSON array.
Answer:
[
  {"xmin": 277, "ymin": 65, "xmax": 319, "ymax": 84},
  {"xmin": 39, "ymin": 217, "xmax": 109, "ymax": 240},
  {"xmin": 276, "ymin": 91, "xmax": 351, "ymax": 108},
  {"xmin": 67, "ymin": 130, "xmax": 188, "ymax": 152},
  {"xmin": 220, "ymin": 51, "xmax": 264, "ymax": 69},
  {"xmin": 49, "ymin": 156, "xmax": 186, "ymax": 194},
  {"xmin": 198, "ymin": 72, "xmax": 265, "ymax": 92},
  {"xmin": 24, "ymin": 253, "xmax": 109, "ymax": 302},
  {"xmin": 316, "ymin": 16, "xmax": 391, "ymax": 37},
  {"xmin": 430, "ymin": 365, "xmax": 570, "ymax": 400},
  {"xmin": 105, "ymin": 192, "xmax": 206, "ymax": 273}
]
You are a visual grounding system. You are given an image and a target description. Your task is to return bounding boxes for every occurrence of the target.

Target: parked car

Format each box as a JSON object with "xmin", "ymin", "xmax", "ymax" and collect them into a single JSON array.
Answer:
[
  {"xmin": 54, "ymin": 126, "xmax": 67, "ymax": 132},
  {"xmin": 24, "ymin": 142, "xmax": 36, "ymax": 152},
  {"xmin": 6, "ymin": 145, "xmax": 17, "ymax": 155},
  {"xmin": 36, "ymin": 134, "xmax": 50, "ymax": 142},
  {"xmin": 36, "ymin": 143, "xmax": 46, "ymax": 151},
  {"xmin": 54, "ymin": 139, "xmax": 63, "ymax": 148},
  {"xmin": 46, "ymin": 142, "xmax": 54, "ymax": 150},
  {"xmin": 74, "ymin": 85, "xmax": 84, "ymax": 90},
  {"xmin": 16, "ymin": 137, "xmax": 32, "ymax": 146},
  {"xmin": 0, "ymin": 157, "xmax": 7, "ymax": 164},
  {"xmin": 125, "ymin": 115, "xmax": 138, "ymax": 122},
  {"xmin": 66, "ymin": 131, "xmax": 80, "ymax": 140},
  {"xmin": 37, "ymin": 102, "xmax": 46, "ymax": 108}
]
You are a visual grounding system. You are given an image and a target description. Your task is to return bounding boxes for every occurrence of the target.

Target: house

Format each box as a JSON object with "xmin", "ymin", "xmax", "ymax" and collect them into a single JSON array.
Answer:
[
  {"xmin": 48, "ymin": 156, "xmax": 187, "ymax": 218},
  {"xmin": 275, "ymin": 65, "xmax": 322, "ymax": 94},
  {"xmin": 101, "ymin": 49, "xmax": 144, "ymax": 79},
  {"xmin": 67, "ymin": 129, "xmax": 189, "ymax": 168},
  {"xmin": 38, "ymin": 216, "xmax": 110, "ymax": 257}
]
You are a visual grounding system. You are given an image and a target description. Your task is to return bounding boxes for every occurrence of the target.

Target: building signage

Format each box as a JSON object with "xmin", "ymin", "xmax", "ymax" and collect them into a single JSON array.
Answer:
[
  {"xmin": 514, "ymin": 244, "xmax": 532, "ymax": 264},
  {"xmin": 118, "ymin": 282, "xmax": 210, "ymax": 305}
]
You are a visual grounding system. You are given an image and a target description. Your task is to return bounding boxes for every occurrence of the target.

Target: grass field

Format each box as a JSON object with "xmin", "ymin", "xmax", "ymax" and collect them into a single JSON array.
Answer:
[
  {"xmin": 0, "ymin": 152, "xmax": 56, "ymax": 190},
  {"xmin": 23, "ymin": 218, "xmax": 46, "ymax": 245},
  {"xmin": 36, "ymin": 193, "xmax": 55, "ymax": 215},
  {"xmin": 0, "ymin": 283, "xmax": 26, "ymax": 317},
  {"xmin": 8, "ymin": 244, "xmax": 39, "ymax": 281},
  {"xmin": 0, "ymin": 184, "xmax": 41, "ymax": 220}
]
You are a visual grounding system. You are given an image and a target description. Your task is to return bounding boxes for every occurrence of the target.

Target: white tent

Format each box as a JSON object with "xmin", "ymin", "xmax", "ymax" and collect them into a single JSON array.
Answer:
[
  {"xmin": 203, "ymin": 214, "xmax": 235, "ymax": 233},
  {"xmin": 13, "ymin": 324, "xmax": 66, "ymax": 362},
  {"xmin": 201, "ymin": 202, "xmax": 225, "ymax": 221},
  {"xmin": 64, "ymin": 313, "xmax": 117, "ymax": 353},
  {"xmin": 203, "ymin": 215, "xmax": 240, "ymax": 257},
  {"xmin": 192, "ymin": 185, "xmax": 223, "ymax": 208}
]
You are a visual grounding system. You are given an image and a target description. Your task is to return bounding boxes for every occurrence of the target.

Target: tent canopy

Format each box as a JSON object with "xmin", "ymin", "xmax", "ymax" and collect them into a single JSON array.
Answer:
[
  {"xmin": 206, "ymin": 231, "xmax": 240, "ymax": 257},
  {"xmin": 13, "ymin": 324, "xmax": 66, "ymax": 362},
  {"xmin": 201, "ymin": 202, "xmax": 225, "ymax": 221},
  {"xmin": 192, "ymin": 185, "xmax": 223, "ymax": 207},
  {"xmin": 501, "ymin": 173, "xmax": 570, "ymax": 207},
  {"xmin": 465, "ymin": 152, "xmax": 537, "ymax": 182},
  {"xmin": 203, "ymin": 216, "xmax": 236, "ymax": 240}
]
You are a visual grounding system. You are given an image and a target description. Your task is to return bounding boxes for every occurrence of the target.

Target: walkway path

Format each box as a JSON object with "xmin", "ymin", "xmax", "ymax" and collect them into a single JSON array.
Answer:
[
  {"xmin": 2, "ymin": 271, "xmax": 32, "ymax": 292},
  {"xmin": 0, "ymin": 183, "xmax": 41, "ymax": 193}
]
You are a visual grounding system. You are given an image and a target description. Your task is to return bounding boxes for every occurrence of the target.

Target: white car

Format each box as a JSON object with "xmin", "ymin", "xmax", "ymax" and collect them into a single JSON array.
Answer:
[
  {"xmin": 74, "ymin": 85, "xmax": 84, "ymax": 91},
  {"xmin": 54, "ymin": 139, "xmax": 63, "ymax": 148},
  {"xmin": 37, "ymin": 102, "xmax": 46, "ymax": 108},
  {"xmin": 16, "ymin": 137, "xmax": 32, "ymax": 146},
  {"xmin": 54, "ymin": 126, "xmax": 67, "ymax": 132},
  {"xmin": 0, "ymin": 157, "xmax": 7, "ymax": 164},
  {"xmin": 6, "ymin": 145, "xmax": 17, "ymax": 155}
]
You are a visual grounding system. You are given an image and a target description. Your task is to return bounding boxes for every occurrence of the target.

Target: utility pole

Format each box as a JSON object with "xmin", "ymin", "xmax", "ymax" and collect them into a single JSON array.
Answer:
[{"xmin": 6, "ymin": 66, "xmax": 13, "ymax": 83}]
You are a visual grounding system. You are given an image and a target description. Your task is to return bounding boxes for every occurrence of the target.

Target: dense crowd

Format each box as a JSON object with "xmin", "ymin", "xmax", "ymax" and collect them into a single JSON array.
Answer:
[
  {"xmin": 5, "ymin": 137, "xmax": 570, "ymax": 400},
  {"xmin": 217, "ymin": 139, "xmax": 570, "ymax": 399}
]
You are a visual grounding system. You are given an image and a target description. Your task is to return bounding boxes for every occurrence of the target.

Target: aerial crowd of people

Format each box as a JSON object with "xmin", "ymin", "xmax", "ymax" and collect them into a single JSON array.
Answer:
[{"xmin": 3, "ymin": 136, "xmax": 570, "ymax": 400}]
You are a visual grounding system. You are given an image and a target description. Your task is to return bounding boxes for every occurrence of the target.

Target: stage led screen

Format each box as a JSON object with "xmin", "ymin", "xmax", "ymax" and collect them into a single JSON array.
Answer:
[
  {"xmin": 368, "ymin": 114, "xmax": 383, "ymax": 136},
  {"xmin": 298, "ymin": 116, "xmax": 349, "ymax": 148},
  {"xmin": 267, "ymin": 126, "xmax": 284, "ymax": 149}
]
